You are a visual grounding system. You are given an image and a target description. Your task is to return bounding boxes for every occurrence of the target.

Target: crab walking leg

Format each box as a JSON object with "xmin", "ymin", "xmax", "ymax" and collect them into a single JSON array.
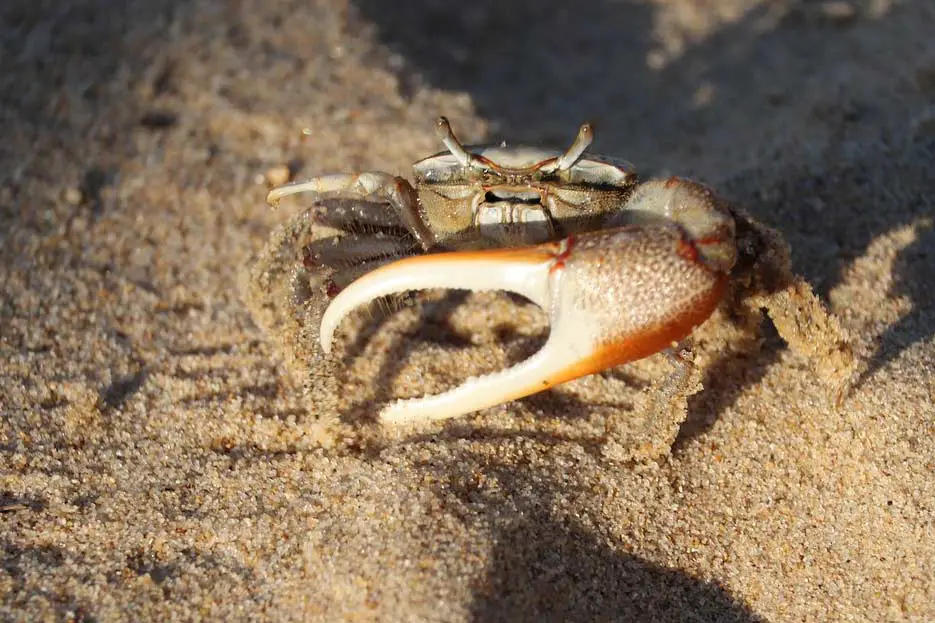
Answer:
[
  {"xmin": 267, "ymin": 172, "xmax": 435, "ymax": 248},
  {"xmin": 321, "ymin": 226, "xmax": 730, "ymax": 425},
  {"xmin": 305, "ymin": 232, "xmax": 419, "ymax": 268},
  {"xmin": 305, "ymin": 200, "xmax": 411, "ymax": 233}
]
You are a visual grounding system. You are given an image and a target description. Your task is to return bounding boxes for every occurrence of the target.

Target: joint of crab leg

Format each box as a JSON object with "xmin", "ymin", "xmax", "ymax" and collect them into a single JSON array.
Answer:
[
  {"xmin": 265, "ymin": 172, "xmax": 436, "ymax": 249},
  {"xmin": 321, "ymin": 225, "xmax": 729, "ymax": 425}
]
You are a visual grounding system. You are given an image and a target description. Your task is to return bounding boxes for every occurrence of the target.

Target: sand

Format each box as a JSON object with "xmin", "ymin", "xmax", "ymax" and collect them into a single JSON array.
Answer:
[{"xmin": 2, "ymin": 0, "xmax": 934, "ymax": 620}]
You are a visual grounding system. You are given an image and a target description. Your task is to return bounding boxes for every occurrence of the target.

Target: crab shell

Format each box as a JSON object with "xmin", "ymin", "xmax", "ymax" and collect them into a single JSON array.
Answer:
[{"xmin": 411, "ymin": 144, "xmax": 639, "ymax": 247}]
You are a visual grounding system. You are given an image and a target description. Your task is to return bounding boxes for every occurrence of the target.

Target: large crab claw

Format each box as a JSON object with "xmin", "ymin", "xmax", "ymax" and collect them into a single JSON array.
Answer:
[{"xmin": 320, "ymin": 225, "xmax": 730, "ymax": 425}]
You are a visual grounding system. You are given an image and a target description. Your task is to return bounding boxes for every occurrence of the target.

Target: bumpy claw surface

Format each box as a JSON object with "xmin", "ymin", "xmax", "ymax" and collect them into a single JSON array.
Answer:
[{"xmin": 320, "ymin": 222, "xmax": 729, "ymax": 425}]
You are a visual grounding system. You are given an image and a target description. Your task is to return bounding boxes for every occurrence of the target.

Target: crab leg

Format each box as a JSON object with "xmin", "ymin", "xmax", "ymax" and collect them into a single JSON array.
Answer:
[
  {"xmin": 305, "ymin": 233, "xmax": 419, "ymax": 269},
  {"xmin": 267, "ymin": 172, "xmax": 435, "ymax": 248},
  {"xmin": 320, "ymin": 225, "xmax": 730, "ymax": 426}
]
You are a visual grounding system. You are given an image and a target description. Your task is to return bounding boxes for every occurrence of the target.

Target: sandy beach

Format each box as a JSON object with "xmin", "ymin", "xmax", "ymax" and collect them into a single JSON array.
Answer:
[{"xmin": 2, "ymin": 0, "xmax": 934, "ymax": 620}]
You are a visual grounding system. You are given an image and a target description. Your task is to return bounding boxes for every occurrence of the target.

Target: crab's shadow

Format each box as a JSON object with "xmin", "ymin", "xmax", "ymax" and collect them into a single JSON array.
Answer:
[
  {"xmin": 856, "ymin": 219, "xmax": 935, "ymax": 384},
  {"xmin": 402, "ymin": 445, "xmax": 765, "ymax": 622}
]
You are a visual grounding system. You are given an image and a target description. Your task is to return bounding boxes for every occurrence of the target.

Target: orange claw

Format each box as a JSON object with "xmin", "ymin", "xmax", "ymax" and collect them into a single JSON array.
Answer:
[{"xmin": 320, "ymin": 221, "xmax": 730, "ymax": 426}]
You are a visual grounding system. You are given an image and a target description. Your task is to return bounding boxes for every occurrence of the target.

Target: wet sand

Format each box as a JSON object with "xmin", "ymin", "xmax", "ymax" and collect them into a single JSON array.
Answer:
[{"xmin": 2, "ymin": 0, "xmax": 934, "ymax": 620}]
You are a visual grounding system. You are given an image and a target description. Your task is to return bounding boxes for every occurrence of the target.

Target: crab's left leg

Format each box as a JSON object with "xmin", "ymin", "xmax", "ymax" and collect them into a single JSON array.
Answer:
[
  {"xmin": 318, "ymin": 223, "xmax": 731, "ymax": 425},
  {"xmin": 249, "ymin": 170, "xmax": 432, "ymax": 363},
  {"xmin": 268, "ymin": 173, "xmax": 436, "ymax": 249},
  {"xmin": 728, "ymin": 207, "xmax": 860, "ymax": 399}
]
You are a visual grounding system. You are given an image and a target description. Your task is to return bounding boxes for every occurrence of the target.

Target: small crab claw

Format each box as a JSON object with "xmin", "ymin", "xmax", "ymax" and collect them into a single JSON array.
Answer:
[{"xmin": 320, "ymin": 225, "xmax": 729, "ymax": 425}]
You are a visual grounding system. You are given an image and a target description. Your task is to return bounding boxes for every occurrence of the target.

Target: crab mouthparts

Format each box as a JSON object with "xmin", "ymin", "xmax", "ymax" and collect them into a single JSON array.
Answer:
[{"xmin": 484, "ymin": 189, "xmax": 543, "ymax": 204}]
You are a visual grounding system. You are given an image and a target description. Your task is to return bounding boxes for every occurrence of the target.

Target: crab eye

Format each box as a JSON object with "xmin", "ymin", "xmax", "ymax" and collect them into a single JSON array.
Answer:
[{"xmin": 564, "ymin": 158, "xmax": 636, "ymax": 187}]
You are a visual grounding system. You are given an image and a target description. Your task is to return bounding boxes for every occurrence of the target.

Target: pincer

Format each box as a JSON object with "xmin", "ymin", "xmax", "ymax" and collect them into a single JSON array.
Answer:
[{"xmin": 319, "ymin": 178, "xmax": 735, "ymax": 425}]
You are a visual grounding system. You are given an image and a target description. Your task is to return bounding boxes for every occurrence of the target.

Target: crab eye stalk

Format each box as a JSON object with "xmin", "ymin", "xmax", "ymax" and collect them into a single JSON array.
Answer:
[
  {"xmin": 434, "ymin": 116, "xmax": 489, "ymax": 173},
  {"xmin": 547, "ymin": 122, "xmax": 595, "ymax": 173}
]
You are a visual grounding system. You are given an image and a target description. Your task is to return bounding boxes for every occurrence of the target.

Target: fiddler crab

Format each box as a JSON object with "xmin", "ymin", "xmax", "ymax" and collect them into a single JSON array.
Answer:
[{"xmin": 247, "ymin": 117, "xmax": 856, "ymax": 430}]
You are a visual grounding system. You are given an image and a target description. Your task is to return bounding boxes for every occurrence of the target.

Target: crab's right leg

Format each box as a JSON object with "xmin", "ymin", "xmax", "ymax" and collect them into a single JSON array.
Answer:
[{"xmin": 268, "ymin": 173, "xmax": 436, "ymax": 249}]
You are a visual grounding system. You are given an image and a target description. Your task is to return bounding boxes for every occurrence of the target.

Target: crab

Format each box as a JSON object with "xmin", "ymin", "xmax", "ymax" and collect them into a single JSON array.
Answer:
[{"xmin": 245, "ymin": 118, "xmax": 857, "ymax": 430}]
